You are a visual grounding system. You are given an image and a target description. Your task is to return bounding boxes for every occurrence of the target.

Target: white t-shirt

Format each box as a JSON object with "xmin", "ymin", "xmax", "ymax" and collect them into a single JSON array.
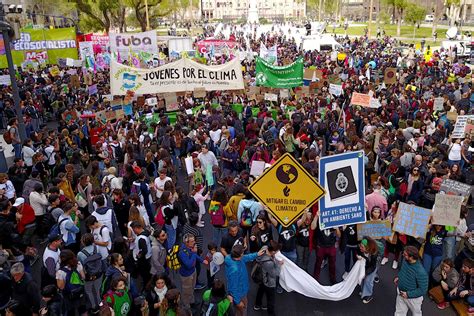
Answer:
[
  {"xmin": 448, "ymin": 143, "xmax": 462, "ymax": 161},
  {"xmin": 56, "ymin": 262, "xmax": 84, "ymax": 281},
  {"xmin": 154, "ymin": 176, "xmax": 172, "ymax": 199},
  {"xmin": 0, "ymin": 180, "xmax": 16, "ymax": 199},
  {"xmin": 92, "ymin": 226, "xmax": 111, "ymax": 259},
  {"xmin": 44, "ymin": 145, "xmax": 56, "ymax": 165}
]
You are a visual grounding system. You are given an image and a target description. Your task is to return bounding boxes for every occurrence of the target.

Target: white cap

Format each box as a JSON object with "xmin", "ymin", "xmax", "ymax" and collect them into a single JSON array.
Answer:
[{"xmin": 13, "ymin": 197, "xmax": 25, "ymax": 207}]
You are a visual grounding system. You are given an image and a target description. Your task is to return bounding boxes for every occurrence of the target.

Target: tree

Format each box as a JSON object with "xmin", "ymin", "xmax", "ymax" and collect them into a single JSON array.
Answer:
[
  {"xmin": 445, "ymin": 0, "xmax": 461, "ymax": 27},
  {"xmin": 383, "ymin": 0, "xmax": 408, "ymax": 37},
  {"xmin": 125, "ymin": 0, "xmax": 172, "ymax": 32},
  {"xmin": 431, "ymin": 0, "xmax": 444, "ymax": 37},
  {"xmin": 405, "ymin": 3, "xmax": 426, "ymax": 38},
  {"xmin": 71, "ymin": 0, "xmax": 126, "ymax": 33}
]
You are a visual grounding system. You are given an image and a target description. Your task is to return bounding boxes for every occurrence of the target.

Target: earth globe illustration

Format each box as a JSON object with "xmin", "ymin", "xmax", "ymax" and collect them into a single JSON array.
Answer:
[{"xmin": 276, "ymin": 164, "xmax": 298, "ymax": 185}]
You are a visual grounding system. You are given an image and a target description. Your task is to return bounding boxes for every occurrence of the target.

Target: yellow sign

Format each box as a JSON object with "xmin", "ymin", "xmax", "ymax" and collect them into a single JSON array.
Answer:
[{"xmin": 248, "ymin": 153, "xmax": 325, "ymax": 227}]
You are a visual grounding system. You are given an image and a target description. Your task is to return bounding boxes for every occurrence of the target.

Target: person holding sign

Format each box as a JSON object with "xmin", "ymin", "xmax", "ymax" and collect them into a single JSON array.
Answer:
[{"xmin": 422, "ymin": 225, "xmax": 447, "ymax": 278}]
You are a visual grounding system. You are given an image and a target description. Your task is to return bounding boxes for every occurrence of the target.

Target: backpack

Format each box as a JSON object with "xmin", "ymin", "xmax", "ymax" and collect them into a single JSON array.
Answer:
[
  {"xmin": 167, "ymin": 244, "xmax": 181, "ymax": 270},
  {"xmin": 251, "ymin": 259, "xmax": 271, "ymax": 284},
  {"xmin": 240, "ymin": 207, "xmax": 254, "ymax": 228},
  {"xmin": 80, "ymin": 246, "xmax": 106, "ymax": 281},
  {"xmin": 209, "ymin": 203, "xmax": 226, "ymax": 227},
  {"xmin": 48, "ymin": 218, "xmax": 68, "ymax": 241},
  {"xmin": 201, "ymin": 296, "xmax": 230, "ymax": 316},
  {"xmin": 3, "ymin": 128, "xmax": 12, "ymax": 144},
  {"xmin": 112, "ymin": 144, "xmax": 124, "ymax": 163},
  {"xmin": 292, "ymin": 112, "xmax": 303, "ymax": 125},
  {"xmin": 60, "ymin": 267, "xmax": 85, "ymax": 300},
  {"xmin": 42, "ymin": 208, "xmax": 60, "ymax": 234},
  {"xmin": 103, "ymin": 176, "xmax": 115, "ymax": 195},
  {"xmin": 155, "ymin": 206, "xmax": 165, "ymax": 227}
]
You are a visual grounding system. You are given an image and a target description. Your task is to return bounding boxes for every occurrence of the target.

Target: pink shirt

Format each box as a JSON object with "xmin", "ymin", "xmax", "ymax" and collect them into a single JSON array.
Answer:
[{"xmin": 365, "ymin": 190, "xmax": 388, "ymax": 218}]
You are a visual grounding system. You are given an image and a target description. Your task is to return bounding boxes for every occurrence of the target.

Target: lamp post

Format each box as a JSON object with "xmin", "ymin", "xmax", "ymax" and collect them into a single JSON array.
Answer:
[{"xmin": 0, "ymin": 2, "xmax": 26, "ymax": 141}]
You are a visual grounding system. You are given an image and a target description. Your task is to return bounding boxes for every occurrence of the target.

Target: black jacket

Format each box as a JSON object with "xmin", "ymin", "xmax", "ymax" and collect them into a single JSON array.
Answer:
[{"xmin": 12, "ymin": 272, "xmax": 41, "ymax": 315}]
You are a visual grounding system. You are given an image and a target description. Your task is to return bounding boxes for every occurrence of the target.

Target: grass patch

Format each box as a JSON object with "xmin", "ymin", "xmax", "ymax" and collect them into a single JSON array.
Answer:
[{"xmin": 333, "ymin": 24, "xmax": 444, "ymax": 39}]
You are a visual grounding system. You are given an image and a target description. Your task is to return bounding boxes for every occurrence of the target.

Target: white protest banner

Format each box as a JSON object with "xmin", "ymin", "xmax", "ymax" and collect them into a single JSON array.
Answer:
[
  {"xmin": 264, "ymin": 93, "xmax": 278, "ymax": 102},
  {"xmin": 146, "ymin": 97, "xmax": 158, "ymax": 106},
  {"xmin": 259, "ymin": 43, "xmax": 277, "ymax": 64},
  {"xmin": 0, "ymin": 75, "xmax": 11, "ymax": 86},
  {"xmin": 434, "ymin": 97, "xmax": 444, "ymax": 111},
  {"xmin": 452, "ymin": 115, "xmax": 474, "ymax": 139},
  {"xmin": 79, "ymin": 41, "xmax": 94, "ymax": 61},
  {"xmin": 110, "ymin": 57, "xmax": 244, "ymax": 95},
  {"xmin": 250, "ymin": 160, "xmax": 266, "ymax": 177},
  {"xmin": 280, "ymin": 89, "xmax": 289, "ymax": 99},
  {"xmin": 369, "ymin": 97, "xmax": 381, "ymax": 108},
  {"xmin": 66, "ymin": 58, "xmax": 74, "ymax": 67},
  {"xmin": 109, "ymin": 31, "xmax": 158, "ymax": 62},
  {"xmin": 329, "ymin": 84, "xmax": 342, "ymax": 96},
  {"xmin": 432, "ymin": 194, "xmax": 464, "ymax": 226}
]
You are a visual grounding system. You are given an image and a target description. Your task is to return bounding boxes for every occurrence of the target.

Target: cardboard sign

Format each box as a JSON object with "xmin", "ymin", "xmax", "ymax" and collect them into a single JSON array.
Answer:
[
  {"xmin": 110, "ymin": 99, "xmax": 122, "ymax": 108},
  {"xmin": 264, "ymin": 93, "xmax": 278, "ymax": 102},
  {"xmin": 123, "ymin": 104, "xmax": 133, "ymax": 116},
  {"xmin": 50, "ymin": 66, "xmax": 60, "ymax": 77},
  {"xmin": 432, "ymin": 194, "xmax": 464, "ymax": 226},
  {"xmin": 369, "ymin": 98, "xmax": 381, "ymax": 109},
  {"xmin": 0, "ymin": 75, "xmax": 11, "ymax": 86},
  {"xmin": 248, "ymin": 86, "xmax": 260, "ymax": 96},
  {"xmin": 384, "ymin": 68, "xmax": 397, "ymax": 85},
  {"xmin": 357, "ymin": 220, "xmax": 392, "ymax": 240},
  {"xmin": 115, "ymin": 109, "xmax": 125, "ymax": 120},
  {"xmin": 439, "ymin": 178, "xmax": 473, "ymax": 205},
  {"xmin": 248, "ymin": 153, "xmax": 325, "ymax": 227},
  {"xmin": 84, "ymin": 73, "xmax": 93, "ymax": 86},
  {"xmin": 303, "ymin": 69, "xmax": 315, "ymax": 80},
  {"xmin": 194, "ymin": 87, "xmax": 207, "ymax": 98},
  {"xmin": 451, "ymin": 115, "xmax": 474, "ymax": 139},
  {"xmin": 393, "ymin": 202, "xmax": 431, "ymax": 238},
  {"xmin": 434, "ymin": 97, "xmax": 444, "ymax": 112},
  {"xmin": 71, "ymin": 75, "xmax": 80, "ymax": 88},
  {"xmin": 280, "ymin": 89, "xmax": 289, "ymax": 99},
  {"xmin": 105, "ymin": 110, "xmax": 117, "ymax": 121},
  {"xmin": 350, "ymin": 92, "xmax": 371, "ymax": 107},
  {"xmin": 329, "ymin": 84, "xmax": 342, "ymax": 96},
  {"xmin": 137, "ymin": 96, "xmax": 145, "ymax": 107}
]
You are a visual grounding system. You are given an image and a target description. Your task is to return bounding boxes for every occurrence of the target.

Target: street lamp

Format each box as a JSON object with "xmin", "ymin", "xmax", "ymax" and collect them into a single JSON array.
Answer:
[{"xmin": 0, "ymin": 2, "xmax": 26, "ymax": 141}]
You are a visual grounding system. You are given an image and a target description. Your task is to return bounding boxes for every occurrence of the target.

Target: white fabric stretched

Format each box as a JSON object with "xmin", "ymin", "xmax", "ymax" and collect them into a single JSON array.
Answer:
[{"xmin": 275, "ymin": 251, "xmax": 366, "ymax": 301}]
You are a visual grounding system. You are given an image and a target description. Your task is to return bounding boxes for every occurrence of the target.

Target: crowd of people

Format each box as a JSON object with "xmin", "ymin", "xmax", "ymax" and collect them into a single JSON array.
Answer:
[{"xmin": 0, "ymin": 23, "xmax": 472, "ymax": 316}]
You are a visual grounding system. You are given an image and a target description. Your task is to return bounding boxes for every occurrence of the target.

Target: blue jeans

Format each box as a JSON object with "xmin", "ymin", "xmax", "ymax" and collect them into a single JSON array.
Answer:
[
  {"xmin": 344, "ymin": 246, "xmax": 358, "ymax": 272},
  {"xmin": 361, "ymin": 267, "xmax": 378, "ymax": 298},
  {"xmin": 423, "ymin": 253, "xmax": 442, "ymax": 276},
  {"xmin": 13, "ymin": 143, "xmax": 21, "ymax": 159},
  {"xmin": 448, "ymin": 159, "xmax": 461, "ymax": 167},
  {"xmin": 212, "ymin": 227, "xmax": 227, "ymax": 248},
  {"xmin": 165, "ymin": 224, "xmax": 176, "ymax": 250},
  {"xmin": 443, "ymin": 236, "xmax": 456, "ymax": 259},
  {"xmin": 281, "ymin": 249, "xmax": 297, "ymax": 264}
]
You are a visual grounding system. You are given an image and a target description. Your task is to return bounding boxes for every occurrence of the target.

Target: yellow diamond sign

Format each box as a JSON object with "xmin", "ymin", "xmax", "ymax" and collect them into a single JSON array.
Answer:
[{"xmin": 248, "ymin": 153, "xmax": 325, "ymax": 227}]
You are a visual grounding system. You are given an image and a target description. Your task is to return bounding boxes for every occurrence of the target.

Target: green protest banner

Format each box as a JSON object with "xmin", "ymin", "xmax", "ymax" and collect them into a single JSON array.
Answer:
[
  {"xmin": 255, "ymin": 56, "xmax": 303, "ymax": 88},
  {"xmin": 0, "ymin": 27, "xmax": 78, "ymax": 68}
]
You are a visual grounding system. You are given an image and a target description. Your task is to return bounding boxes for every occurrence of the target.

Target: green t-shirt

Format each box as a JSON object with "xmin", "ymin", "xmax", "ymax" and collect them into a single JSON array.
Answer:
[
  {"xmin": 105, "ymin": 289, "xmax": 132, "ymax": 316},
  {"xmin": 202, "ymin": 290, "xmax": 231, "ymax": 316}
]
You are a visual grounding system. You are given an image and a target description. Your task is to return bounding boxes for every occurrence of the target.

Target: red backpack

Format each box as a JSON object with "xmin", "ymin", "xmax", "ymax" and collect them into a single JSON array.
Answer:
[
  {"xmin": 155, "ymin": 206, "xmax": 165, "ymax": 227},
  {"xmin": 209, "ymin": 203, "xmax": 225, "ymax": 226}
]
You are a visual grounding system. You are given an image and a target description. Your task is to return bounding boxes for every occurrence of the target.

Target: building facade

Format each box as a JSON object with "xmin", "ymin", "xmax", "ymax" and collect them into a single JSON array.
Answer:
[{"xmin": 201, "ymin": 0, "xmax": 306, "ymax": 22}]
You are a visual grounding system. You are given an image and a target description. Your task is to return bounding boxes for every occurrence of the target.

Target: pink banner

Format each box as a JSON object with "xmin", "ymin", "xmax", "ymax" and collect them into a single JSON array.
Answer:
[
  {"xmin": 196, "ymin": 39, "xmax": 239, "ymax": 55},
  {"xmin": 84, "ymin": 33, "xmax": 109, "ymax": 54}
]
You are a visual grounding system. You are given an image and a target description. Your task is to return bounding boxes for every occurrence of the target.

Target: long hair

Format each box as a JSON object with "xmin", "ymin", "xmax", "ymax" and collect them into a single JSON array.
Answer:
[
  {"xmin": 160, "ymin": 288, "xmax": 180, "ymax": 315},
  {"xmin": 211, "ymin": 187, "xmax": 228, "ymax": 206},
  {"xmin": 59, "ymin": 249, "xmax": 78, "ymax": 269}
]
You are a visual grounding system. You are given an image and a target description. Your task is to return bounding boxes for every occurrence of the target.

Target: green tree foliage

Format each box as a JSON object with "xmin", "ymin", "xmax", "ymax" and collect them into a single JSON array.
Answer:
[
  {"xmin": 405, "ymin": 3, "xmax": 426, "ymax": 38},
  {"xmin": 125, "ymin": 0, "xmax": 172, "ymax": 32}
]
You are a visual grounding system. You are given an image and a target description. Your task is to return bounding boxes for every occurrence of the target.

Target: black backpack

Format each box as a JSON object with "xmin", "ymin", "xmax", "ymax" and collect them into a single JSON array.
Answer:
[
  {"xmin": 81, "ymin": 246, "xmax": 106, "ymax": 281},
  {"xmin": 113, "ymin": 145, "xmax": 124, "ymax": 163},
  {"xmin": 201, "ymin": 296, "xmax": 230, "ymax": 316},
  {"xmin": 250, "ymin": 259, "xmax": 271, "ymax": 284}
]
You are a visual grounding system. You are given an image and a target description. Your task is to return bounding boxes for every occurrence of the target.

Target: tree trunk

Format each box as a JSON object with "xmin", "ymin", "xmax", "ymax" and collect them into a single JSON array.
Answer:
[
  {"xmin": 432, "ymin": 4, "xmax": 437, "ymax": 36},
  {"xmin": 397, "ymin": 9, "xmax": 403, "ymax": 37},
  {"xmin": 413, "ymin": 25, "xmax": 416, "ymax": 39},
  {"xmin": 318, "ymin": 0, "xmax": 322, "ymax": 21}
]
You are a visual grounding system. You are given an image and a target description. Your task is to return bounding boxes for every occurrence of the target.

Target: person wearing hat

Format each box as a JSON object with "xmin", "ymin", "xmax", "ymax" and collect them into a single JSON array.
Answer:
[
  {"xmin": 12, "ymin": 197, "xmax": 36, "ymax": 246},
  {"xmin": 41, "ymin": 233, "xmax": 62, "ymax": 288}
]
